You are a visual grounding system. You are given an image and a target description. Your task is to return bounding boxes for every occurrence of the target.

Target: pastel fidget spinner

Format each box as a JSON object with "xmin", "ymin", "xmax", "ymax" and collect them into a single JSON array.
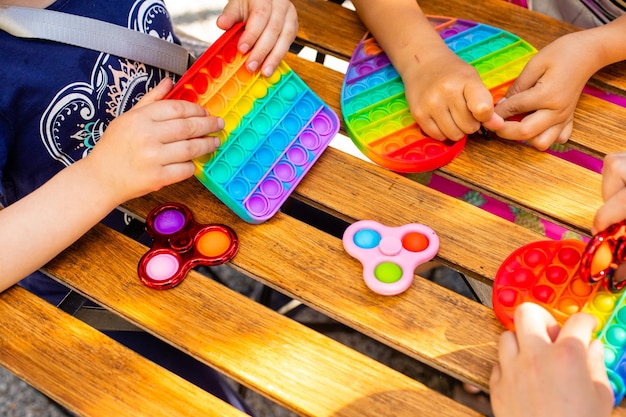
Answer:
[
  {"xmin": 166, "ymin": 22, "xmax": 340, "ymax": 224},
  {"xmin": 493, "ymin": 229, "xmax": 626, "ymax": 406},
  {"xmin": 342, "ymin": 220, "xmax": 440, "ymax": 295},
  {"xmin": 340, "ymin": 15, "xmax": 537, "ymax": 173},
  {"xmin": 138, "ymin": 203, "xmax": 239, "ymax": 289}
]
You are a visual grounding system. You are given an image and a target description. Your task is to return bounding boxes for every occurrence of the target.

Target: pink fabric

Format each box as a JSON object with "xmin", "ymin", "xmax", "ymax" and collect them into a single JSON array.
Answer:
[{"xmin": 504, "ymin": 0, "xmax": 529, "ymax": 7}]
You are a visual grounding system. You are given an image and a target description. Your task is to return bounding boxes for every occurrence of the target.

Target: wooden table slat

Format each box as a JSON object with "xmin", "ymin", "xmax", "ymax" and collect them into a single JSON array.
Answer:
[{"xmin": 0, "ymin": 286, "xmax": 246, "ymax": 417}]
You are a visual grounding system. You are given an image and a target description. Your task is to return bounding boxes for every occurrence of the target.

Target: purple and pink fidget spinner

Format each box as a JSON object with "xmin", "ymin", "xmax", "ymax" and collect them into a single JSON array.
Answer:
[
  {"xmin": 138, "ymin": 203, "xmax": 239, "ymax": 289},
  {"xmin": 342, "ymin": 220, "xmax": 440, "ymax": 295}
]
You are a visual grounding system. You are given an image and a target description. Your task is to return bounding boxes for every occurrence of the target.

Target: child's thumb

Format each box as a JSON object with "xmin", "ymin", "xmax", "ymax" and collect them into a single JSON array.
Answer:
[
  {"xmin": 216, "ymin": 2, "xmax": 241, "ymax": 31},
  {"xmin": 135, "ymin": 78, "xmax": 174, "ymax": 109}
]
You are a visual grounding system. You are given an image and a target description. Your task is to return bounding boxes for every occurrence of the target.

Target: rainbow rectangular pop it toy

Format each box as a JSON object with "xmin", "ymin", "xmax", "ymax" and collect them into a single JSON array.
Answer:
[
  {"xmin": 493, "ymin": 224, "xmax": 626, "ymax": 406},
  {"xmin": 340, "ymin": 16, "xmax": 537, "ymax": 173},
  {"xmin": 167, "ymin": 22, "xmax": 339, "ymax": 223}
]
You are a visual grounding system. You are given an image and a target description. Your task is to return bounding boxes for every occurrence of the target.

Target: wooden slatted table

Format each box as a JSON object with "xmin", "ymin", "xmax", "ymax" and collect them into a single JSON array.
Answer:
[{"xmin": 5, "ymin": 1, "xmax": 626, "ymax": 416}]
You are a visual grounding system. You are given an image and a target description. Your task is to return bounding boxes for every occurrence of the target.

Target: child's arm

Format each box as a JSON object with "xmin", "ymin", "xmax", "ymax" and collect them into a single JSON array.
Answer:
[
  {"xmin": 495, "ymin": 15, "xmax": 626, "ymax": 150},
  {"xmin": 490, "ymin": 302, "xmax": 613, "ymax": 417},
  {"xmin": 351, "ymin": 0, "xmax": 503, "ymax": 141},
  {"xmin": 0, "ymin": 79, "xmax": 221, "ymax": 291},
  {"xmin": 217, "ymin": 0, "xmax": 298, "ymax": 77}
]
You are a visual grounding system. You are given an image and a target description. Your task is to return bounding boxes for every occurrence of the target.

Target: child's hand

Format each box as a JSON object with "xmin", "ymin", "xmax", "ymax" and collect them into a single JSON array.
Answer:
[
  {"xmin": 490, "ymin": 302, "xmax": 613, "ymax": 417},
  {"xmin": 402, "ymin": 48, "xmax": 503, "ymax": 141},
  {"xmin": 85, "ymin": 78, "xmax": 222, "ymax": 204},
  {"xmin": 593, "ymin": 152, "xmax": 626, "ymax": 234},
  {"xmin": 217, "ymin": 0, "xmax": 298, "ymax": 77},
  {"xmin": 493, "ymin": 32, "xmax": 599, "ymax": 150}
]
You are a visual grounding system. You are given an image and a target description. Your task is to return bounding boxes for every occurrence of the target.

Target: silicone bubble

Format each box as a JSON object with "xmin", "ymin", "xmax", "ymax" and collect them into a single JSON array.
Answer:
[
  {"xmin": 138, "ymin": 203, "xmax": 238, "ymax": 290},
  {"xmin": 340, "ymin": 16, "xmax": 537, "ymax": 173},
  {"xmin": 166, "ymin": 22, "xmax": 340, "ymax": 223}
]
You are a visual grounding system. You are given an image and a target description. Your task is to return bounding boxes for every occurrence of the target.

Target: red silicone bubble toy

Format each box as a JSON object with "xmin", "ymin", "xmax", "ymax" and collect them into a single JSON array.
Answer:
[
  {"xmin": 138, "ymin": 202, "xmax": 238, "ymax": 290},
  {"xmin": 493, "ymin": 220, "xmax": 626, "ymax": 407},
  {"xmin": 342, "ymin": 220, "xmax": 439, "ymax": 295}
]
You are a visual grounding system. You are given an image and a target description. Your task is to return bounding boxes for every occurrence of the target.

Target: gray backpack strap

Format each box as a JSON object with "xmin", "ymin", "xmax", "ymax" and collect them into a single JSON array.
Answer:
[{"xmin": 0, "ymin": 6, "xmax": 192, "ymax": 75}]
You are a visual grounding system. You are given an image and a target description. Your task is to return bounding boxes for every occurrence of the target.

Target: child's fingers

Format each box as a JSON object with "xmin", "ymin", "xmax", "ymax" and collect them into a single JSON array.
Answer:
[
  {"xmin": 593, "ymin": 187, "xmax": 626, "ymax": 233},
  {"xmin": 417, "ymin": 112, "xmax": 452, "ymax": 141},
  {"xmin": 588, "ymin": 339, "xmax": 613, "ymax": 403},
  {"xmin": 216, "ymin": 3, "xmax": 241, "ymax": 32},
  {"xmin": 250, "ymin": 5, "xmax": 298, "ymax": 76},
  {"xmin": 140, "ymin": 99, "xmax": 216, "ymax": 125},
  {"xmin": 482, "ymin": 112, "xmax": 505, "ymax": 131},
  {"xmin": 513, "ymin": 302, "xmax": 558, "ymax": 352},
  {"xmin": 464, "ymin": 80, "xmax": 498, "ymax": 125},
  {"xmin": 494, "ymin": 109, "xmax": 557, "ymax": 144},
  {"xmin": 556, "ymin": 312, "xmax": 597, "ymax": 345},
  {"xmin": 524, "ymin": 120, "xmax": 569, "ymax": 151},
  {"xmin": 497, "ymin": 330, "xmax": 520, "ymax": 365},
  {"xmin": 161, "ymin": 136, "xmax": 221, "ymax": 165},
  {"xmin": 500, "ymin": 58, "xmax": 544, "ymax": 103},
  {"xmin": 494, "ymin": 90, "xmax": 539, "ymax": 123},
  {"xmin": 217, "ymin": 0, "xmax": 275, "ymax": 57},
  {"xmin": 158, "ymin": 136, "xmax": 223, "ymax": 185},
  {"xmin": 155, "ymin": 114, "xmax": 224, "ymax": 143},
  {"xmin": 159, "ymin": 161, "xmax": 198, "ymax": 185},
  {"xmin": 134, "ymin": 78, "xmax": 174, "ymax": 109},
  {"xmin": 601, "ymin": 152, "xmax": 626, "ymax": 201}
]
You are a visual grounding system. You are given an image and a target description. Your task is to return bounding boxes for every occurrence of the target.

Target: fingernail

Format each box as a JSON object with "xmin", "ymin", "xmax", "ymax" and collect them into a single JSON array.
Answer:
[
  {"xmin": 213, "ymin": 137, "xmax": 221, "ymax": 148},
  {"xmin": 497, "ymin": 97, "xmax": 507, "ymax": 105},
  {"xmin": 239, "ymin": 43, "xmax": 250, "ymax": 54},
  {"xmin": 217, "ymin": 117, "xmax": 225, "ymax": 129},
  {"xmin": 247, "ymin": 61, "xmax": 259, "ymax": 72},
  {"xmin": 262, "ymin": 65, "xmax": 275, "ymax": 77}
]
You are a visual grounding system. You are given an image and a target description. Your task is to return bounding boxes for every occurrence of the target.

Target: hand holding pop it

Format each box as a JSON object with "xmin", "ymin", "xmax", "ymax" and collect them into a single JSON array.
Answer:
[
  {"xmin": 341, "ymin": 16, "xmax": 537, "ymax": 173},
  {"xmin": 138, "ymin": 203, "xmax": 238, "ymax": 290},
  {"xmin": 166, "ymin": 22, "xmax": 339, "ymax": 223},
  {"xmin": 342, "ymin": 220, "xmax": 439, "ymax": 295},
  {"xmin": 493, "ymin": 235, "xmax": 626, "ymax": 406}
]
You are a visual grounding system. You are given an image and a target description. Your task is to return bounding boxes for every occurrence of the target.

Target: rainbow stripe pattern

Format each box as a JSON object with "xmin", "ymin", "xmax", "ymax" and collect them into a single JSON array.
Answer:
[
  {"xmin": 166, "ymin": 22, "xmax": 339, "ymax": 223},
  {"xmin": 340, "ymin": 16, "xmax": 537, "ymax": 173}
]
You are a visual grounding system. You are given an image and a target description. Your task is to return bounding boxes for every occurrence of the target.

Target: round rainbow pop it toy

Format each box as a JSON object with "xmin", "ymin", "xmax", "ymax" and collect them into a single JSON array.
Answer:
[
  {"xmin": 493, "ymin": 234, "xmax": 626, "ymax": 406},
  {"xmin": 166, "ymin": 22, "xmax": 340, "ymax": 224},
  {"xmin": 342, "ymin": 220, "xmax": 439, "ymax": 295},
  {"xmin": 138, "ymin": 202, "xmax": 238, "ymax": 290},
  {"xmin": 340, "ymin": 15, "xmax": 537, "ymax": 173}
]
